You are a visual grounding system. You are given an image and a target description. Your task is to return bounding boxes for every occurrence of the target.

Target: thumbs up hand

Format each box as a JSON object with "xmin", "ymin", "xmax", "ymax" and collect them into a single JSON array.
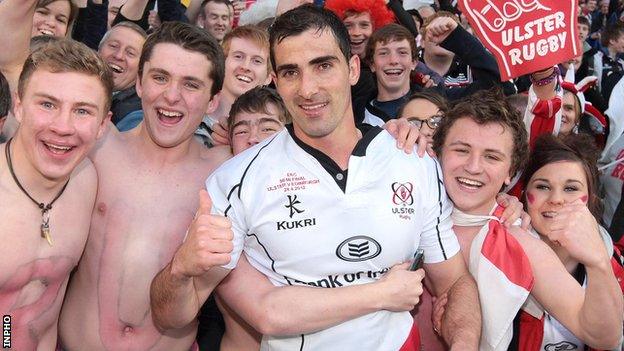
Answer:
[{"xmin": 171, "ymin": 190, "xmax": 234, "ymax": 278}]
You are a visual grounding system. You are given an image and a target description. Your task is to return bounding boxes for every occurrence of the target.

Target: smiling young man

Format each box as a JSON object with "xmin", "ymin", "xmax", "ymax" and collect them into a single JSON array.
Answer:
[
  {"xmin": 195, "ymin": 25, "xmax": 271, "ymax": 147},
  {"xmin": 364, "ymin": 23, "xmax": 418, "ymax": 125},
  {"xmin": 0, "ymin": 39, "xmax": 112, "ymax": 351},
  {"xmin": 418, "ymin": 90, "xmax": 623, "ymax": 351},
  {"xmin": 58, "ymin": 22, "xmax": 232, "ymax": 351},
  {"xmin": 151, "ymin": 5, "xmax": 481, "ymax": 350}
]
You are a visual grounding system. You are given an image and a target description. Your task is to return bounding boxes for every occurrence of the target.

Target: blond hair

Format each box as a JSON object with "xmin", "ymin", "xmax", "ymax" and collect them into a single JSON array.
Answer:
[{"xmin": 19, "ymin": 39, "xmax": 114, "ymax": 110}]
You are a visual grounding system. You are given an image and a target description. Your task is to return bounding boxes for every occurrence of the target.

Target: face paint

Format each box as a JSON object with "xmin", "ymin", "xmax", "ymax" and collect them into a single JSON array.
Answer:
[
  {"xmin": 526, "ymin": 191, "xmax": 535, "ymax": 204},
  {"xmin": 580, "ymin": 195, "xmax": 588, "ymax": 203}
]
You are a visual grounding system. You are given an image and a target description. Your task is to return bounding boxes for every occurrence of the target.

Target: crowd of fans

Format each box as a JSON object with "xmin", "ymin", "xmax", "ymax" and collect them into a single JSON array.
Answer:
[{"xmin": 0, "ymin": 0, "xmax": 624, "ymax": 350}]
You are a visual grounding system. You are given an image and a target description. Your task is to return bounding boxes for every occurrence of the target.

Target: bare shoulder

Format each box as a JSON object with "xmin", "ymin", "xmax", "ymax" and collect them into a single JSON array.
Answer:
[
  {"xmin": 89, "ymin": 121, "xmax": 127, "ymax": 161},
  {"xmin": 69, "ymin": 158, "xmax": 98, "ymax": 201},
  {"xmin": 200, "ymin": 145, "xmax": 232, "ymax": 172}
]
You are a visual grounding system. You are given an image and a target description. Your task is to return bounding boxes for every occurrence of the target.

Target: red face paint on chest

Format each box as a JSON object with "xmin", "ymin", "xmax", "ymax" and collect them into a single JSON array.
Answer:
[
  {"xmin": 526, "ymin": 191, "xmax": 535, "ymax": 204},
  {"xmin": 580, "ymin": 195, "xmax": 588, "ymax": 203}
]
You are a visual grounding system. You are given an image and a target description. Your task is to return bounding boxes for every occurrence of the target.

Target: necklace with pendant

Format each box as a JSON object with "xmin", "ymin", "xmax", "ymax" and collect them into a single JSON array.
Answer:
[{"xmin": 5, "ymin": 138, "xmax": 70, "ymax": 246}]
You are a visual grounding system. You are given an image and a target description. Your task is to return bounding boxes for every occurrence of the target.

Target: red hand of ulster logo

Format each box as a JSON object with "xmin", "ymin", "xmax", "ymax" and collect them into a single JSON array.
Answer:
[{"xmin": 391, "ymin": 182, "xmax": 414, "ymax": 205}]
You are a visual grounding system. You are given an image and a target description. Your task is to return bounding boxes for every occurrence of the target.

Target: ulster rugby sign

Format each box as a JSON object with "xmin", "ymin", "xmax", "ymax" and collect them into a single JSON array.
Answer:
[{"xmin": 458, "ymin": 0, "xmax": 579, "ymax": 81}]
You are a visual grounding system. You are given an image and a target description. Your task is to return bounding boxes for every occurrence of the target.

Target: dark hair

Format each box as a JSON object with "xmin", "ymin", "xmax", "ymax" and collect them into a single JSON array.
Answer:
[
  {"xmin": 365, "ymin": 23, "xmax": 417, "ymax": 65},
  {"xmin": 19, "ymin": 39, "xmax": 114, "ymax": 110},
  {"xmin": 577, "ymin": 16, "xmax": 590, "ymax": 28},
  {"xmin": 523, "ymin": 133, "xmax": 602, "ymax": 222},
  {"xmin": 138, "ymin": 22, "xmax": 225, "ymax": 97},
  {"xmin": 228, "ymin": 86, "xmax": 290, "ymax": 141},
  {"xmin": 36, "ymin": 0, "xmax": 78, "ymax": 37},
  {"xmin": 432, "ymin": 89, "xmax": 529, "ymax": 177},
  {"xmin": 602, "ymin": 22, "xmax": 624, "ymax": 47},
  {"xmin": 200, "ymin": 0, "xmax": 233, "ymax": 17},
  {"xmin": 269, "ymin": 4, "xmax": 351, "ymax": 73},
  {"xmin": 397, "ymin": 90, "xmax": 448, "ymax": 118},
  {"xmin": 407, "ymin": 9, "xmax": 424, "ymax": 29},
  {"xmin": 0, "ymin": 72, "xmax": 10, "ymax": 118}
]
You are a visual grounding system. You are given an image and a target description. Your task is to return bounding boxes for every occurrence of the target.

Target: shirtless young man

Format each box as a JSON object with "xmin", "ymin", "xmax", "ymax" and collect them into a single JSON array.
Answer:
[
  {"xmin": 421, "ymin": 90, "xmax": 622, "ymax": 350},
  {"xmin": 58, "ymin": 22, "xmax": 232, "ymax": 351},
  {"xmin": 0, "ymin": 39, "xmax": 112, "ymax": 350}
]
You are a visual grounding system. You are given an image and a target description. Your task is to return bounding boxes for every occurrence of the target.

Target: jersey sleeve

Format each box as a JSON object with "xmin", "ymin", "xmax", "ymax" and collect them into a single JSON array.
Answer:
[
  {"xmin": 205, "ymin": 171, "xmax": 247, "ymax": 270},
  {"xmin": 418, "ymin": 157, "xmax": 460, "ymax": 264}
]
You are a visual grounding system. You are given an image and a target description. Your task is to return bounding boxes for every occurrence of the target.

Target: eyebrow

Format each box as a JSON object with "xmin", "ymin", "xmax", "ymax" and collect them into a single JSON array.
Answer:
[
  {"xmin": 309, "ymin": 55, "xmax": 339, "ymax": 67},
  {"xmin": 276, "ymin": 55, "xmax": 338, "ymax": 74},
  {"xmin": 232, "ymin": 117, "xmax": 282, "ymax": 129},
  {"xmin": 147, "ymin": 68, "xmax": 206, "ymax": 86},
  {"xmin": 447, "ymin": 141, "xmax": 506, "ymax": 156},
  {"xmin": 33, "ymin": 93, "xmax": 100, "ymax": 111},
  {"xmin": 531, "ymin": 178, "xmax": 583, "ymax": 185}
]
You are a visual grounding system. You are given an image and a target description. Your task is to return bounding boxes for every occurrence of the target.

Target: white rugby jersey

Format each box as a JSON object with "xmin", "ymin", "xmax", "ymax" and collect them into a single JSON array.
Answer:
[{"xmin": 206, "ymin": 125, "xmax": 460, "ymax": 350}]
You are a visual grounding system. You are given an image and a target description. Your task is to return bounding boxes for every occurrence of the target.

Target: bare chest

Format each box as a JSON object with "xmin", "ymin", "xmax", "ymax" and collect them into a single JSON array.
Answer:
[
  {"xmin": 88, "ymin": 153, "xmax": 210, "ymax": 260},
  {"xmin": 0, "ymin": 191, "xmax": 88, "ymax": 311}
]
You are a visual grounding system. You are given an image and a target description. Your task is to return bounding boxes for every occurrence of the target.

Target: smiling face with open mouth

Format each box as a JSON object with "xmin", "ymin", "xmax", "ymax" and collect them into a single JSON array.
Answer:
[
  {"xmin": 31, "ymin": 0, "xmax": 71, "ymax": 38},
  {"xmin": 440, "ymin": 117, "xmax": 513, "ymax": 215},
  {"xmin": 98, "ymin": 26, "xmax": 145, "ymax": 92},
  {"xmin": 137, "ymin": 43, "xmax": 216, "ymax": 149},
  {"xmin": 370, "ymin": 38, "xmax": 416, "ymax": 100},
  {"xmin": 343, "ymin": 12, "xmax": 373, "ymax": 58},
  {"xmin": 526, "ymin": 161, "xmax": 589, "ymax": 237},
  {"xmin": 222, "ymin": 37, "xmax": 270, "ymax": 100},
  {"xmin": 13, "ymin": 69, "xmax": 109, "ymax": 181}
]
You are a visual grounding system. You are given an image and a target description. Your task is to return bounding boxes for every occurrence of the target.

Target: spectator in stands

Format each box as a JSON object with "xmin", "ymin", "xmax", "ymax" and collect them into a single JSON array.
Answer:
[
  {"xmin": 195, "ymin": 25, "xmax": 271, "ymax": 147},
  {"xmin": 594, "ymin": 22, "xmax": 624, "ymax": 93},
  {"xmin": 98, "ymin": 22, "xmax": 147, "ymax": 129},
  {"xmin": 397, "ymin": 90, "xmax": 447, "ymax": 149},
  {"xmin": 32, "ymin": 0, "xmax": 77, "ymax": 38},
  {"xmin": 198, "ymin": 0, "xmax": 234, "ymax": 43}
]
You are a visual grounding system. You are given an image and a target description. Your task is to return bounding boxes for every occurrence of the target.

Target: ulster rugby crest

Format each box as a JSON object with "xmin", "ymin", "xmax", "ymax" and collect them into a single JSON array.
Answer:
[{"xmin": 391, "ymin": 182, "xmax": 415, "ymax": 220}]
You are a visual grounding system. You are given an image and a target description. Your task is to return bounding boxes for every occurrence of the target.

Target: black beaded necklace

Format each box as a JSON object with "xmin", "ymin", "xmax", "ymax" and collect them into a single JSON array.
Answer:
[{"xmin": 5, "ymin": 138, "xmax": 70, "ymax": 246}]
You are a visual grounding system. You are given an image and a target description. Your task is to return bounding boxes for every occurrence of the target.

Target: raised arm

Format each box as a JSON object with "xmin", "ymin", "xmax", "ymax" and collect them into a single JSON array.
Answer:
[
  {"xmin": 0, "ymin": 0, "xmax": 38, "ymax": 92},
  {"xmin": 529, "ymin": 66, "xmax": 558, "ymax": 101},
  {"xmin": 150, "ymin": 190, "xmax": 233, "ymax": 330},
  {"xmin": 521, "ymin": 203, "xmax": 623, "ymax": 349},
  {"xmin": 185, "ymin": 0, "xmax": 203, "ymax": 24},
  {"xmin": 120, "ymin": 0, "xmax": 150, "ymax": 20},
  {"xmin": 112, "ymin": 0, "xmax": 151, "ymax": 29},
  {"xmin": 217, "ymin": 254, "xmax": 425, "ymax": 336}
]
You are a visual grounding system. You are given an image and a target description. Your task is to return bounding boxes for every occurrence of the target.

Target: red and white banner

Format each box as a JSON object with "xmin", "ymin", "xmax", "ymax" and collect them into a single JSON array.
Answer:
[{"xmin": 458, "ymin": 0, "xmax": 579, "ymax": 81}]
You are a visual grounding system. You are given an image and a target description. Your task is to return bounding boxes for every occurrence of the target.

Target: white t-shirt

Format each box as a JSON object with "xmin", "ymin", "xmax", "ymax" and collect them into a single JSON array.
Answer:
[{"xmin": 206, "ymin": 125, "xmax": 460, "ymax": 350}]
